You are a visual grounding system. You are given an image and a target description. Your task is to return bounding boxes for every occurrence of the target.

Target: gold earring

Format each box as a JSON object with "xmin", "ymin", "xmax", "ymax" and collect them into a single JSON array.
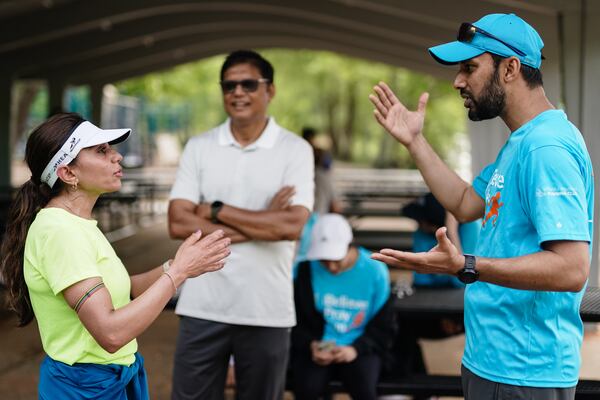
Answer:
[{"xmin": 71, "ymin": 182, "xmax": 78, "ymax": 191}]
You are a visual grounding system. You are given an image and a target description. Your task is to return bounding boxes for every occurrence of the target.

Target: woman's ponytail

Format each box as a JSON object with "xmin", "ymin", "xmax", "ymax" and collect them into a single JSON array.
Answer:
[{"xmin": 1, "ymin": 179, "xmax": 51, "ymax": 325}]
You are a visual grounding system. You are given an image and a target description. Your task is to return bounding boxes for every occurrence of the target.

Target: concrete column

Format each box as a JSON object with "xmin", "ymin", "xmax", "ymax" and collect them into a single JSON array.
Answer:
[
  {"xmin": 580, "ymin": 1, "xmax": 600, "ymax": 286},
  {"xmin": 90, "ymin": 83, "xmax": 104, "ymax": 124},
  {"xmin": 0, "ymin": 79, "xmax": 11, "ymax": 189},
  {"xmin": 468, "ymin": 118, "xmax": 509, "ymax": 178},
  {"xmin": 560, "ymin": 7, "xmax": 584, "ymax": 126}
]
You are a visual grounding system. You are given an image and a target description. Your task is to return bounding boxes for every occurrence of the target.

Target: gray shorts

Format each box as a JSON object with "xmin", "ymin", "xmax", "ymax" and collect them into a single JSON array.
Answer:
[
  {"xmin": 461, "ymin": 365, "xmax": 576, "ymax": 400},
  {"xmin": 171, "ymin": 316, "xmax": 290, "ymax": 400}
]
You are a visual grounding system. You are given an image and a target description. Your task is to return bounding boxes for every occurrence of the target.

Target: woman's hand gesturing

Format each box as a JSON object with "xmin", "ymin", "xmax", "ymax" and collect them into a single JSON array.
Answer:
[{"xmin": 170, "ymin": 230, "xmax": 231, "ymax": 282}]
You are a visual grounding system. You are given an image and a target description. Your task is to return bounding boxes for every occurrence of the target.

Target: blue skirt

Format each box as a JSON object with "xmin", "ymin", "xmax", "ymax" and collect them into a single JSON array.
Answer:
[{"xmin": 39, "ymin": 352, "xmax": 149, "ymax": 400}]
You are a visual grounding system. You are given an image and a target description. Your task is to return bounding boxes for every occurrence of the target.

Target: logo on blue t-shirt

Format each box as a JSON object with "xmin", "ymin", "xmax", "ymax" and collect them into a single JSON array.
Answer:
[
  {"xmin": 483, "ymin": 191, "xmax": 504, "ymax": 228},
  {"xmin": 483, "ymin": 169, "xmax": 505, "ymax": 228},
  {"xmin": 322, "ymin": 294, "xmax": 368, "ymax": 334}
]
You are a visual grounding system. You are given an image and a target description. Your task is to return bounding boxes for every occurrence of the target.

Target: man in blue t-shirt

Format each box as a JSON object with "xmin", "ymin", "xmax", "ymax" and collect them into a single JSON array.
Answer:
[{"xmin": 369, "ymin": 13, "xmax": 593, "ymax": 400}]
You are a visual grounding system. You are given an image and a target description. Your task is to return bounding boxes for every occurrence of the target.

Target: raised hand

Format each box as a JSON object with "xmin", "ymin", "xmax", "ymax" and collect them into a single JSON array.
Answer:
[
  {"xmin": 371, "ymin": 227, "xmax": 464, "ymax": 275},
  {"xmin": 369, "ymin": 82, "xmax": 429, "ymax": 147},
  {"xmin": 171, "ymin": 229, "xmax": 231, "ymax": 279},
  {"xmin": 268, "ymin": 186, "xmax": 296, "ymax": 211}
]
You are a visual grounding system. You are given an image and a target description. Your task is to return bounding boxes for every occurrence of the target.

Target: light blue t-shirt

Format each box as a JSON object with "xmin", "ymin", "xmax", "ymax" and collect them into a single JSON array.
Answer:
[
  {"xmin": 465, "ymin": 110, "xmax": 594, "ymax": 387},
  {"xmin": 412, "ymin": 220, "xmax": 481, "ymax": 288},
  {"xmin": 294, "ymin": 212, "xmax": 320, "ymax": 266},
  {"xmin": 311, "ymin": 247, "xmax": 390, "ymax": 345}
]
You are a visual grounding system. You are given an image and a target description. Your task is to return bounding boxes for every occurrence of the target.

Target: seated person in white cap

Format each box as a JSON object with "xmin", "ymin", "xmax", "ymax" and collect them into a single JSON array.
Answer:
[{"xmin": 291, "ymin": 214, "xmax": 394, "ymax": 400}]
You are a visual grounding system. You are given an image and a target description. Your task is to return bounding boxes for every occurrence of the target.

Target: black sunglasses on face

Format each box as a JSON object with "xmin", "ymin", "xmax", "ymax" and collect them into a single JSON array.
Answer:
[
  {"xmin": 457, "ymin": 22, "xmax": 526, "ymax": 57},
  {"xmin": 220, "ymin": 78, "xmax": 271, "ymax": 94}
]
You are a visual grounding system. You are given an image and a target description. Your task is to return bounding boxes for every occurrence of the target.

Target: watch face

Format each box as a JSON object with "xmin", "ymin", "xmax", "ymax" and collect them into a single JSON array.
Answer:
[
  {"xmin": 211, "ymin": 201, "xmax": 224, "ymax": 223},
  {"xmin": 459, "ymin": 270, "xmax": 478, "ymax": 284}
]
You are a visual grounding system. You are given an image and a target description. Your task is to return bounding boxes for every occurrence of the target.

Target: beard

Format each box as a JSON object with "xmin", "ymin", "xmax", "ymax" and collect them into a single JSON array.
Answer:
[{"xmin": 463, "ymin": 68, "xmax": 506, "ymax": 121}]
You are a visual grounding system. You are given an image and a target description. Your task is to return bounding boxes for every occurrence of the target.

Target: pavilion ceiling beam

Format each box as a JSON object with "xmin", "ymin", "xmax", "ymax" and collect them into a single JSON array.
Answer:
[
  {"xmin": 2, "ymin": 2, "xmax": 455, "ymax": 60},
  {"xmin": 21, "ymin": 22, "xmax": 432, "ymax": 80},
  {"xmin": 73, "ymin": 35, "xmax": 453, "ymax": 86},
  {"xmin": 2, "ymin": 0, "xmax": 560, "ymax": 85},
  {"xmin": 0, "ymin": 0, "xmax": 451, "ymax": 54},
  {"xmin": 481, "ymin": 0, "xmax": 568, "ymax": 15},
  {"xmin": 7, "ymin": 12, "xmax": 439, "ymax": 76}
]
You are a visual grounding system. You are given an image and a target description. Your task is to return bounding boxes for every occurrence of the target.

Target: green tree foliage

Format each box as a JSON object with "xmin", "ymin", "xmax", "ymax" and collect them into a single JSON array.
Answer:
[{"xmin": 116, "ymin": 49, "xmax": 465, "ymax": 168}]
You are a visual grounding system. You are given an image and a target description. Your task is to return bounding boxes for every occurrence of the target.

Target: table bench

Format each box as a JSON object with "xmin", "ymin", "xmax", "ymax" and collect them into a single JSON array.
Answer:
[
  {"xmin": 352, "ymin": 229, "xmax": 413, "ymax": 252},
  {"xmin": 394, "ymin": 286, "xmax": 600, "ymax": 322},
  {"xmin": 288, "ymin": 287, "xmax": 600, "ymax": 398},
  {"xmin": 93, "ymin": 179, "xmax": 171, "ymax": 233},
  {"xmin": 360, "ymin": 286, "xmax": 600, "ymax": 398}
]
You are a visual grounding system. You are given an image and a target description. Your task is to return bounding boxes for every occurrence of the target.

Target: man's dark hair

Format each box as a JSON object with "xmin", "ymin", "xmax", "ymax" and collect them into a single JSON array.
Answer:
[
  {"xmin": 490, "ymin": 53, "xmax": 543, "ymax": 88},
  {"xmin": 220, "ymin": 50, "xmax": 274, "ymax": 82},
  {"xmin": 301, "ymin": 127, "xmax": 317, "ymax": 142}
]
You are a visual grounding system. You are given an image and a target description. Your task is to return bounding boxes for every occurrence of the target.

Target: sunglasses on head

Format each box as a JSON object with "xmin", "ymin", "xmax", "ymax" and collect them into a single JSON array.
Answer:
[
  {"xmin": 219, "ymin": 78, "xmax": 271, "ymax": 94},
  {"xmin": 457, "ymin": 22, "xmax": 526, "ymax": 57}
]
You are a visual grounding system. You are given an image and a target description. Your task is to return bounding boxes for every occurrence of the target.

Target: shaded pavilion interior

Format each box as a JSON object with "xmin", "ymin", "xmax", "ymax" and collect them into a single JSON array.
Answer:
[{"xmin": 1, "ymin": 0, "xmax": 600, "ymax": 281}]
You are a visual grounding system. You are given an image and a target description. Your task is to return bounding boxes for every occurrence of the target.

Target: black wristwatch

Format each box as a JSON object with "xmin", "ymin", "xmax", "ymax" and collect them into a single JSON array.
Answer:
[
  {"xmin": 210, "ymin": 201, "xmax": 224, "ymax": 224},
  {"xmin": 457, "ymin": 254, "xmax": 479, "ymax": 284}
]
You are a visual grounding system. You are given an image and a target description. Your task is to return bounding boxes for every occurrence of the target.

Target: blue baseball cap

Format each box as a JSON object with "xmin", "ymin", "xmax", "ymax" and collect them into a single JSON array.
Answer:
[{"xmin": 429, "ymin": 13, "xmax": 544, "ymax": 69}]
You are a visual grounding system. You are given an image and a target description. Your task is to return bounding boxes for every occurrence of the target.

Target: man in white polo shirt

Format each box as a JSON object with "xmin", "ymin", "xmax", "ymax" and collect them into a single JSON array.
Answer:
[{"xmin": 168, "ymin": 50, "xmax": 314, "ymax": 400}]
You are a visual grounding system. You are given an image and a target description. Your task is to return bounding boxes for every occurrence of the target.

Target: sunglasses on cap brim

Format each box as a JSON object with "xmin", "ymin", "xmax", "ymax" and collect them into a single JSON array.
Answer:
[
  {"xmin": 220, "ymin": 78, "xmax": 271, "ymax": 94},
  {"xmin": 457, "ymin": 22, "xmax": 526, "ymax": 57}
]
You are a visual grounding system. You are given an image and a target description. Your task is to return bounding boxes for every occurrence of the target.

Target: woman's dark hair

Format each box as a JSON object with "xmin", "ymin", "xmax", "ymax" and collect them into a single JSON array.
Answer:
[
  {"xmin": 1, "ymin": 112, "xmax": 85, "ymax": 326},
  {"xmin": 220, "ymin": 50, "xmax": 274, "ymax": 82},
  {"xmin": 490, "ymin": 53, "xmax": 543, "ymax": 88}
]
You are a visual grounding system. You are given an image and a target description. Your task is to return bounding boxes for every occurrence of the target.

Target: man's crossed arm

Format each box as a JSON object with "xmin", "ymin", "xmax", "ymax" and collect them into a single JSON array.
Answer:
[{"xmin": 168, "ymin": 186, "xmax": 309, "ymax": 243}]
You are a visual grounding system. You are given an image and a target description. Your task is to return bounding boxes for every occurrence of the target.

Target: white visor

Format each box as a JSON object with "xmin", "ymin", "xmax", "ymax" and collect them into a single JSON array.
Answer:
[
  {"xmin": 40, "ymin": 120, "xmax": 131, "ymax": 188},
  {"xmin": 305, "ymin": 214, "xmax": 353, "ymax": 261}
]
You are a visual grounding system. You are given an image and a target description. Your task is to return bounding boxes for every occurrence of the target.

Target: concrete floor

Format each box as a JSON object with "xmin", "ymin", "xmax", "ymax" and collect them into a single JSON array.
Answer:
[{"xmin": 2, "ymin": 220, "xmax": 600, "ymax": 399}]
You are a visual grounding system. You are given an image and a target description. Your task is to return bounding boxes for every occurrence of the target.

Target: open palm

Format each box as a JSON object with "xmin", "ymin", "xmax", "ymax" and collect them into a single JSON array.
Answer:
[
  {"xmin": 369, "ymin": 82, "xmax": 429, "ymax": 146},
  {"xmin": 371, "ymin": 227, "xmax": 463, "ymax": 275}
]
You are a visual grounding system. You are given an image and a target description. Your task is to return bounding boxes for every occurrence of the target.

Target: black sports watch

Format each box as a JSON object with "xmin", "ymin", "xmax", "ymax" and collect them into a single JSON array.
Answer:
[
  {"xmin": 210, "ymin": 201, "xmax": 224, "ymax": 224},
  {"xmin": 457, "ymin": 254, "xmax": 479, "ymax": 284}
]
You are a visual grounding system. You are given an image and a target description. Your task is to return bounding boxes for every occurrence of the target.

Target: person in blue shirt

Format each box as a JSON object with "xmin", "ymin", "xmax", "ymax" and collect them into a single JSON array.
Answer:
[
  {"xmin": 291, "ymin": 214, "xmax": 394, "ymax": 400},
  {"xmin": 370, "ymin": 13, "xmax": 593, "ymax": 400}
]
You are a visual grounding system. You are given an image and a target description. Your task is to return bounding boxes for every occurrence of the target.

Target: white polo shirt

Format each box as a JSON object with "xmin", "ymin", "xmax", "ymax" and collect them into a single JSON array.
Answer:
[{"xmin": 170, "ymin": 117, "xmax": 314, "ymax": 327}]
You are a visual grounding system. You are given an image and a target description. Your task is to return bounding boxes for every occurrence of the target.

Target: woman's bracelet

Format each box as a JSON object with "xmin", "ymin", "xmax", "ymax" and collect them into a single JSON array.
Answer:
[{"xmin": 163, "ymin": 271, "xmax": 177, "ymax": 295}]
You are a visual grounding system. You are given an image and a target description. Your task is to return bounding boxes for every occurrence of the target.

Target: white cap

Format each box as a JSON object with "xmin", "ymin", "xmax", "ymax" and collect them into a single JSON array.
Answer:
[
  {"xmin": 40, "ymin": 120, "xmax": 131, "ymax": 188},
  {"xmin": 305, "ymin": 214, "xmax": 353, "ymax": 261}
]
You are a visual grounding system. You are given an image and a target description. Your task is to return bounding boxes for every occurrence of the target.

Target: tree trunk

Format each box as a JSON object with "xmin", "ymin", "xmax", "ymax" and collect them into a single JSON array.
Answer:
[
  {"xmin": 11, "ymin": 81, "xmax": 42, "ymax": 149},
  {"xmin": 338, "ymin": 80, "xmax": 357, "ymax": 161}
]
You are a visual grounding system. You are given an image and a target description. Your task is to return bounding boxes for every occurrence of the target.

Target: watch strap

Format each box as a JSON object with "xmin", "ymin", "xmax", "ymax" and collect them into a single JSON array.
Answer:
[{"xmin": 464, "ymin": 254, "xmax": 476, "ymax": 271}]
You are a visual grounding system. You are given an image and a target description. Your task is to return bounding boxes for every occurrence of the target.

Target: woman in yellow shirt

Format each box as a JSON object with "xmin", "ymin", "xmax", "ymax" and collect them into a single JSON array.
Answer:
[{"xmin": 1, "ymin": 113, "xmax": 231, "ymax": 399}]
